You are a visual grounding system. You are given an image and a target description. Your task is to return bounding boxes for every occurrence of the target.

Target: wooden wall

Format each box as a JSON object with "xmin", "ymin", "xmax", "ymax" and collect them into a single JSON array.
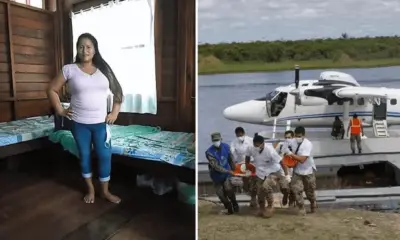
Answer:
[
  {"xmin": 0, "ymin": 1, "xmax": 56, "ymax": 123},
  {"xmin": 61, "ymin": 0, "xmax": 196, "ymax": 133}
]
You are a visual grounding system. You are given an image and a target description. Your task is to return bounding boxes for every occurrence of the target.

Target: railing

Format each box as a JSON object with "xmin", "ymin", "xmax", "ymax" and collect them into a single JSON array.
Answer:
[{"xmin": 271, "ymin": 118, "xmax": 291, "ymax": 139}]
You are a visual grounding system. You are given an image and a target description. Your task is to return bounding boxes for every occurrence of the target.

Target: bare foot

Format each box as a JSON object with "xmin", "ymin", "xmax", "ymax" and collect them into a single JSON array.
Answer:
[
  {"xmin": 102, "ymin": 192, "xmax": 121, "ymax": 204},
  {"xmin": 84, "ymin": 192, "xmax": 95, "ymax": 203}
]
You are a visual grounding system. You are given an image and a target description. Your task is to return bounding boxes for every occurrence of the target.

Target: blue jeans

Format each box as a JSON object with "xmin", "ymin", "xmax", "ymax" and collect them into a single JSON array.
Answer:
[{"xmin": 71, "ymin": 121, "xmax": 112, "ymax": 182}]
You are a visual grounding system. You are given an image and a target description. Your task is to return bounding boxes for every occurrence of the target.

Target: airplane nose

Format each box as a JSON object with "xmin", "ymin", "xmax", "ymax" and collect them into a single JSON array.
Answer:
[
  {"xmin": 222, "ymin": 100, "xmax": 265, "ymax": 123},
  {"xmin": 222, "ymin": 106, "xmax": 237, "ymax": 120}
]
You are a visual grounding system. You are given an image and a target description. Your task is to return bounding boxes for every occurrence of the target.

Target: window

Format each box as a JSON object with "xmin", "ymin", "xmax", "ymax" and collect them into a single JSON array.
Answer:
[
  {"xmin": 390, "ymin": 99, "xmax": 397, "ymax": 105},
  {"xmin": 357, "ymin": 98, "xmax": 364, "ymax": 105},
  {"xmin": 349, "ymin": 99, "xmax": 354, "ymax": 105},
  {"xmin": 71, "ymin": 0, "xmax": 157, "ymax": 114},
  {"xmin": 11, "ymin": 0, "xmax": 43, "ymax": 9}
]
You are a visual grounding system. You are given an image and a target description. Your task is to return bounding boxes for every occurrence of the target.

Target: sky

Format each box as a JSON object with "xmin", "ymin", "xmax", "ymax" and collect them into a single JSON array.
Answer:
[{"xmin": 198, "ymin": 0, "xmax": 400, "ymax": 43}]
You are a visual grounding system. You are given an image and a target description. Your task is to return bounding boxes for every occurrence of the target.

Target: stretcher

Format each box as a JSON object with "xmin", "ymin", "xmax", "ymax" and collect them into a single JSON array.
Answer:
[
  {"xmin": 230, "ymin": 162, "xmax": 256, "ymax": 187},
  {"xmin": 282, "ymin": 155, "xmax": 297, "ymax": 168}
]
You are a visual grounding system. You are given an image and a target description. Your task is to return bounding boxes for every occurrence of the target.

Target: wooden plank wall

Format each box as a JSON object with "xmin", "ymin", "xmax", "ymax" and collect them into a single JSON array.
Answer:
[
  {"xmin": 0, "ymin": 1, "xmax": 55, "ymax": 123},
  {"xmin": 61, "ymin": 0, "xmax": 196, "ymax": 133}
]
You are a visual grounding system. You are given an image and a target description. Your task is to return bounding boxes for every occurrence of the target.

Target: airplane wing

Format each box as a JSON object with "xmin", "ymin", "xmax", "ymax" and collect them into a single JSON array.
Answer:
[{"xmin": 333, "ymin": 86, "xmax": 400, "ymax": 99}]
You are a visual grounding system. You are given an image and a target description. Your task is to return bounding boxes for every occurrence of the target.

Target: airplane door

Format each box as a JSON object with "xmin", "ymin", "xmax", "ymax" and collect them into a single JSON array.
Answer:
[{"xmin": 372, "ymin": 99, "xmax": 387, "ymax": 120}]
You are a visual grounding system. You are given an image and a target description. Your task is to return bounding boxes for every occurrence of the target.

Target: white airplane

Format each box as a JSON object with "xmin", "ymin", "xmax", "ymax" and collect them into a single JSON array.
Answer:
[{"xmin": 222, "ymin": 66, "xmax": 400, "ymax": 136}]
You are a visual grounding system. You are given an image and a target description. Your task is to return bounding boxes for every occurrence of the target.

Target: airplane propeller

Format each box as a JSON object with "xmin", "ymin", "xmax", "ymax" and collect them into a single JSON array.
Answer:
[{"xmin": 292, "ymin": 65, "xmax": 300, "ymax": 112}]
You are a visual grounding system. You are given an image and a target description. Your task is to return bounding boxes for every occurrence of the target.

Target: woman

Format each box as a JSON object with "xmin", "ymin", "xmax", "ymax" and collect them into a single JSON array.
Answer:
[{"xmin": 47, "ymin": 33, "xmax": 123, "ymax": 204}]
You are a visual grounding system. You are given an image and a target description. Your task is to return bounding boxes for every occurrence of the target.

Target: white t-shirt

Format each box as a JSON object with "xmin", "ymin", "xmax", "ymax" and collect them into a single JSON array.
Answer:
[
  {"xmin": 276, "ymin": 139, "xmax": 296, "ymax": 155},
  {"xmin": 230, "ymin": 136, "xmax": 253, "ymax": 163},
  {"xmin": 246, "ymin": 144, "xmax": 282, "ymax": 180},
  {"xmin": 292, "ymin": 138, "xmax": 317, "ymax": 175}
]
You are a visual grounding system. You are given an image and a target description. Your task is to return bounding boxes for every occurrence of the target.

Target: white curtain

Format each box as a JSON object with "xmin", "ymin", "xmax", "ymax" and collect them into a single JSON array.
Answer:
[{"xmin": 71, "ymin": 0, "xmax": 157, "ymax": 114}]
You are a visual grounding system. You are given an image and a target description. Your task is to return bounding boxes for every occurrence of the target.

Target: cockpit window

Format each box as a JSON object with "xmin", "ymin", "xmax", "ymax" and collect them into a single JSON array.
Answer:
[
  {"xmin": 269, "ymin": 91, "xmax": 279, "ymax": 98},
  {"xmin": 270, "ymin": 92, "xmax": 288, "ymax": 117},
  {"xmin": 254, "ymin": 90, "xmax": 280, "ymax": 101}
]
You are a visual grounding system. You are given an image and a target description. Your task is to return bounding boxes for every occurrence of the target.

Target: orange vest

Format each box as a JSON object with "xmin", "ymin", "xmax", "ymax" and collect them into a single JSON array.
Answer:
[{"xmin": 350, "ymin": 118, "xmax": 361, "ymax": 135}]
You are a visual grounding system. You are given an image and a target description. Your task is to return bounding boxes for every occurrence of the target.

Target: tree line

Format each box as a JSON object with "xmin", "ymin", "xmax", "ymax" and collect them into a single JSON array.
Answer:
[{"xmin": 198, "ymin": 35, "xmax": 400, "ymax": 63}]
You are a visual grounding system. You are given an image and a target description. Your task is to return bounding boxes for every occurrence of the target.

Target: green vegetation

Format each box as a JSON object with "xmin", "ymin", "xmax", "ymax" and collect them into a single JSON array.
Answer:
[{"xmin": 198, "ymin": 35, "xmax": 400, "ymax": 75}]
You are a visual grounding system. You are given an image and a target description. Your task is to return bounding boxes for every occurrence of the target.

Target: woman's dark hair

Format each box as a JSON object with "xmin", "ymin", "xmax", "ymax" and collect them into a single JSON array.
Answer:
[{"xmin": 74, "ymin": 33, "xmax": 123, "ymax": 103}]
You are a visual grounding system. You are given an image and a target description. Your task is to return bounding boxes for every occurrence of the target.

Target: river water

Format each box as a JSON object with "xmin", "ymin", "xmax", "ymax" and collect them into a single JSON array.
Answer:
[{"xmin": 198, "ymin": 66, "xmax": 400, "ymax": 162}]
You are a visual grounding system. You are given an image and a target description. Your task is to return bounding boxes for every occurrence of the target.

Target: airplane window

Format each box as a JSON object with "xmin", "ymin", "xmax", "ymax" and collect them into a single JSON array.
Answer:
[
  {"xmin": 349, "ymin": 99, "xmax": 354, "ymax": 105},
  {"xmin": 269, "ymin": 91, "xmax": 279, "ymax": 98},
  {"xmin": 357, "ymin": 98, "xmax": 364, "ymax": 105},
  {"xmin": 254, "ymin": 91, "xmax": 280, "ymax": 101},
  {"xmin": 270, "ymin": 92, "xmax": 288, "ymax": 117},
  {"xmin": 390, "ymin": 99, "xmax": 397, "ymax": 105},
  {"xmin": 338, "ymin": 100, "xmax": 343, "ymax": 105},
  {"xmin": 302, "ymin": 83, "xmax": 308, "ymax": 86}
]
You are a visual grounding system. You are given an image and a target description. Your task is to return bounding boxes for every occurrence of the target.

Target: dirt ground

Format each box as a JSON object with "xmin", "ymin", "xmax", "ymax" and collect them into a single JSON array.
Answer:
[{"xmin": 198, "ymin": 200, "xmax": 400, "ymax": 240}]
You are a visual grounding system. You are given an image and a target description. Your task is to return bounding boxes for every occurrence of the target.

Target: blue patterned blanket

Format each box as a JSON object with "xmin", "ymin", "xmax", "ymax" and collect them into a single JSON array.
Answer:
[
  {"xmin": 0, "ymin": 116, "xmax": 54, "ymax": 147},
  {"xmin": 49, "ymin": 125, "xmax": 195, "ymax": 169}
]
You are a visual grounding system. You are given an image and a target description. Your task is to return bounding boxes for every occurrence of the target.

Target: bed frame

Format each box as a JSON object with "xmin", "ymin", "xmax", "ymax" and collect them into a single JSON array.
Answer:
[
  {"xmin": 51, "ymin": 143, "xmax": 195, "ymax": 185},
  {"xmin": 0, "ymin": 138, "xmax": 54, "ymax": 170}
]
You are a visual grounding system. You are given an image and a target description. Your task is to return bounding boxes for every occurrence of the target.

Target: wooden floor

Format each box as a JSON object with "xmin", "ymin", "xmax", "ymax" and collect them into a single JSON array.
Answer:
[{"xmin": 0, "ymin": 148, "xmax": 195, "ymax": 240}]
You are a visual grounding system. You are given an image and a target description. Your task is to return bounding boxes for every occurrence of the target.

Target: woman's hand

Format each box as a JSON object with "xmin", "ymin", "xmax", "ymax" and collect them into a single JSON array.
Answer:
[
  {"xmin": 58, "ymin": 107, "xmax": 73, "ymax": 119},
  {"xmin": 106, "ymin": 112, "xmax": 118, "ymax": 124}
]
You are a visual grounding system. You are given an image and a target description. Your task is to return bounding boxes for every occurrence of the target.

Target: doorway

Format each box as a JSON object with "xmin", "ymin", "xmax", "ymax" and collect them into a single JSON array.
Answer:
[{"xmin": 372, "ymin": 98, "xmax": 387, "ymax": 120}]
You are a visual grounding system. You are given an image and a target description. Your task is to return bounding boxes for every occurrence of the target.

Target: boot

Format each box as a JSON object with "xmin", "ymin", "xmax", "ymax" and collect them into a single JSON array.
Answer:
[
  {"xmin": 264, "ymin": 204, "xmax": 274, "ymax": 218},
  {"xmin": 257, "ymin": 202, "xmax": 266, "ymax": 217},
  {"xmin": 288, "ymin": 194, "xmax": 296, "ymax": 208},
  {"xmin": 223, "ymin": 202, "xmax": 234, "ymax": 215},
  {"xmin": 249, "ymin": 196, "xmax": 257, "ymax": 208},
  {"xmin": 282, "ymin": 192, "xmax": 289, "ymax": 206},
  {"xmin": 297, "ymin": 205, "xmax": 306, "ymax": 216},
  {"xmin": 310, "ymin": 201, "xmax": 317, "ymax": 213},
  {"xmin": 232, "ymin": 201, "xmax": 239, "ymax": 213}
]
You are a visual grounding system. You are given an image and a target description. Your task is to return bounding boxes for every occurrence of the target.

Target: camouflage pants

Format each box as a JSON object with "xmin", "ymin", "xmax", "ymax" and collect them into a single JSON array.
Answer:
[
  {"xmin": 214, "ymin": 178, "xmax": 237, "ymax": 208},
  {"xmin": 256, "ymin": 171, "xmax": 289, "ymax": 207},
  {"xmin": 243, "ymin": 176, "xmax": 257, "ymax": 195},
  {"xmin": 290, "ymin": 172, "xmax": 317, "ymax": 207}
]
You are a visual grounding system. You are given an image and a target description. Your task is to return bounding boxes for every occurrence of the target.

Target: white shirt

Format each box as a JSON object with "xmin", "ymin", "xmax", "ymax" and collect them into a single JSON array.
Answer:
[
  {"xmin": 292, "ymin": 138, "xmax": 317, "ymax": 175},
  {"xmin": 275, "ymin": 139, "xmax": 296, "ymax": 155},
  {"xmin": 230, "ymin": 136, "xmax": 253, "ymax": 163},
  {"xmin": 246, "ymin": 144, "xmax": 282, "ymax": 180}
]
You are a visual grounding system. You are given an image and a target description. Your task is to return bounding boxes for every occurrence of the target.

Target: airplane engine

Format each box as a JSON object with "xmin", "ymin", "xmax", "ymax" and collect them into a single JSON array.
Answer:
[{"xmin": 298, "ymin": 96, "xmax": 328, "ymax": 106}]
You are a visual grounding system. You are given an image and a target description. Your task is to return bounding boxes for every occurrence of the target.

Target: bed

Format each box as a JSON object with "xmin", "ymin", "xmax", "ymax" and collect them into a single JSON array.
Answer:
[
  {"xmin": 49, "ymin": 125, "xmax": 196, "ymax": 183},
  {"xmin": 0, "ymin": 116, "xmax": 55, "ymax": 159}
]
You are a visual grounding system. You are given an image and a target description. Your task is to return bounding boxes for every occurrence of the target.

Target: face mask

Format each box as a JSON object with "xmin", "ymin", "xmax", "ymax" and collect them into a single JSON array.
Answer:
[
  {"xmin": 295, "ymin": 137, "xmax": 303, "ymax": 143},
  {"xmin": 254, "ymin": 145, "xmax": 264, "ymax": 153},
  {"xmin": 237, "ymin": 136, "xmax": 245, "ymax": 142},
  {"xmin": 213, "ymin": 141, "xmax": 221, "ymax": 147},
  {"xmin": 285, "ymin": 138, "xmax": 294, "ymax": 145}
]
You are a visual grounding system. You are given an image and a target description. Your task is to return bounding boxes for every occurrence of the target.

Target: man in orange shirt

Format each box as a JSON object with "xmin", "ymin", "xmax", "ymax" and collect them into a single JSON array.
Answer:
[{"xmin": 347, "ymin": 114, "xmax": 363, "ymax": 154}]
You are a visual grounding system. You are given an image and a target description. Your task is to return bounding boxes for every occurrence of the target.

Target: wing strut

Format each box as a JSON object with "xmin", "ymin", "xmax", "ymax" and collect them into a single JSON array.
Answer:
[{"xmin": 342, "ymin": 101, "xmax": 350, "ymax": 140}]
